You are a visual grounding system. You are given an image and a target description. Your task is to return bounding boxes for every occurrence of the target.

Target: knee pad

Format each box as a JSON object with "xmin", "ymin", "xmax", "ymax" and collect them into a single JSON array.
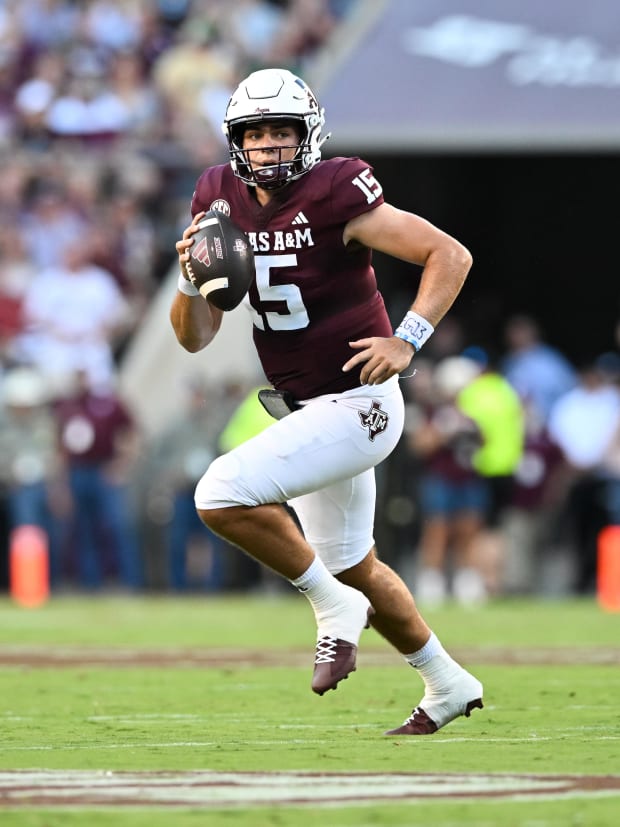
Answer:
[{"xmin": 194, "ymin": 452, "xmax": 259, "ymax": 510}]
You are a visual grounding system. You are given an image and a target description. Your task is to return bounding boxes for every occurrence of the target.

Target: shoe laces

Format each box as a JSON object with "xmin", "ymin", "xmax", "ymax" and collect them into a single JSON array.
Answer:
[
  {"xmin": 402, "ymin": 707, "xmax": 423, "ymax": 726},
  {"xmin": 315, "ymin": 636, "xmax": 338, "ymax": 664}
]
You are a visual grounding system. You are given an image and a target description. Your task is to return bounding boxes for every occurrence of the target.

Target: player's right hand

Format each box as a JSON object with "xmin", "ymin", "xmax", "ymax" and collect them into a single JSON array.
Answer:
[{"xmin": 342, "ymin": 336, "xmax": 414, "ymax": 385}]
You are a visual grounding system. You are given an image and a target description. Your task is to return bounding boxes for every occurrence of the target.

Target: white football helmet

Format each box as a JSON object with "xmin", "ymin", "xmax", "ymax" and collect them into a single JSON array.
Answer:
[{"xmin": 222, "ymin": 68, "xmax": 329, "ymax": 189}]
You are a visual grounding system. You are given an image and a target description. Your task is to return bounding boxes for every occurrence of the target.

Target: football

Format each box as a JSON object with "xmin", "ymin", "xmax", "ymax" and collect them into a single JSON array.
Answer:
[{"xmin": 186, "ymin": 210, "xmax": 255, "ymax": 311}]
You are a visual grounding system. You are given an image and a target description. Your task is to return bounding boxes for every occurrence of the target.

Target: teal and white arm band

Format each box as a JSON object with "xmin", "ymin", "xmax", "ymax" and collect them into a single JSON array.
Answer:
[{"xmin": 394, "ymin": 311, "xmax": 435, "ymax": 352}]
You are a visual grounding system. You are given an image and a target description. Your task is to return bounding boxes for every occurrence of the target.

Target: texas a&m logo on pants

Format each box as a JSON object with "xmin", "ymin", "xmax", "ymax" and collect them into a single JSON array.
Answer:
[{"xmin": 359, "ymin": 400, "xmax": 389, "ymax": 441}]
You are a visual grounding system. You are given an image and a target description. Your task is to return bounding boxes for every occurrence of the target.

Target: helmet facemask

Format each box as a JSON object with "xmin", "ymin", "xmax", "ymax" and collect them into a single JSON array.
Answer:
[
  {"xmin": 223, "ymin": 69, "xmax": 329, "ymax": 189},
  {"xmin": 228, "ymin": 116, "xmax": 307, "ymax": 189}
]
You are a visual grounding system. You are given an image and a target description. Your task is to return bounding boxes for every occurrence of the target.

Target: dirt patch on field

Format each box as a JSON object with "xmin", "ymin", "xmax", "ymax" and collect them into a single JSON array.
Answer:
[{"xmin": 0, "ymin": 644, "xmax": 618, "ymax": 668}]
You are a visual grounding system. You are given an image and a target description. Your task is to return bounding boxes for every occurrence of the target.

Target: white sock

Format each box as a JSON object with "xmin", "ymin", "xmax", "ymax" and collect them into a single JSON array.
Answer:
[
  {"xmin": 290, "ymin": 557, "xmax": 368, "ymax": 642},
  {"xmin": 404, "ymin": 632, "xmax": 442, "ymax": 667},
  {"xmin": 404, "ymin": 632, "xmax": 462, "ymax": 693},
  {"xmin": 290, "ymin": 556, "xmax": 329, "ymax": 593}
]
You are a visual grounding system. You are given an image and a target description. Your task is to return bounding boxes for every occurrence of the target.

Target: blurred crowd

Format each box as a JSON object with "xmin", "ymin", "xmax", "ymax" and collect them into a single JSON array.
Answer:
[
  {"xmin": 0, "ymin": 0, "xmax": 356, "ymax": 593},
  {"xmin": 0, "ymin": 1, "xmax": 619, "ymax": 601},
  {"xmin": 384, "ymin": 314, "xmax": 620, "ymax": 606},
  {"xmin": 0, "ymin": 0, "xmax": 354, "ymax": 387}
]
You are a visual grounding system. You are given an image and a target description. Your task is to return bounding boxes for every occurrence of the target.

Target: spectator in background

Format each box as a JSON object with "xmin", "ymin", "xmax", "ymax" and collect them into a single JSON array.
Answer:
[
  {"xmin": 13, "ymin": 239, "xmax": 133, "ymax": 392},
  {"xmin": 151, "ymin": 16, "xmax": 238, "ymax": 144},
  {"xmin": 456, "ymin": 347, "xmax": 526, "ymax": 597},
  {"xmin": 547, "ymin": 353, "xmax": 620, "ymax": 593},
  {"xmin": 0, "ymin": 366, "xmax": 67, "ymax": 586},
  {"xmin": 45, "ymin": 69, "xmax": 132, "ymax": 144},
  {"xmin": 80, "ymin": 0, "xmax": 145, "ymax": 53},
  {"xmin": 500, "ymin": 399, "xmax": 567, "ymax": 595},
  {"xmin": 106, "ymin": 50, "xmax": 164, "ymax": 140},
  {"xmin": 91, "ymin": 187, "xmax": 160, "ymax": 319},
  {"xmin": 20, "ymin": 181, "xmax": 88, "ymax": 271},
  {"xmin": 142, "ymin": 377, "xmax": 245, "ymax": 592},
  {"xmin": 501, "ymin": 314, "xmax": 577, "ymax": 424},
  {"xmin": 13, "ymin": 48, "xmax": 65, "ymax": 151},
  {"xmin": 53, "ymin": 369, "xmax": 143, "ymax": 591},
  {"xmin": 460, "ymin": 347, "xmax": 525, "ymax": 484},
  {"xmin": 59, "ymin": 156, "xmax": 102, "ymax": 221},
  {"xmin": 405, "ymin": 355, "xmax": 488, "ymax": 606}
]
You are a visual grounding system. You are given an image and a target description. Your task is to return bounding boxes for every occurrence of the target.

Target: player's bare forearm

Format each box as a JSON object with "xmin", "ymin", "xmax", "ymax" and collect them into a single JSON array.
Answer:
[
  {"xmin": 410, "ymin": 242, "xmax": 472, "ymax": 327},
  {"xmin": 170, "ymin": 292, "xmax": 223, "ymax": 352}
]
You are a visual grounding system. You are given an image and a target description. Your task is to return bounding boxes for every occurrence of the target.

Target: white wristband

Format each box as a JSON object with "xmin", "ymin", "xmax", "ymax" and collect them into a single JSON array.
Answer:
[
  {"xmin": 394, "ymin": 311, "xmax": 434, "ymax": 352},
  {"xmin": 177, "ymin": 271, "xmax": 200, "ymax": 296}
]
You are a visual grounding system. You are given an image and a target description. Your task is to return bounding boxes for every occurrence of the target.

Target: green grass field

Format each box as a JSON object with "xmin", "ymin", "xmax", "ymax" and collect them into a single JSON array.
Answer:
[{"xmin": 0, "ymin": 594, "xmax": 618, "ymax": 826}]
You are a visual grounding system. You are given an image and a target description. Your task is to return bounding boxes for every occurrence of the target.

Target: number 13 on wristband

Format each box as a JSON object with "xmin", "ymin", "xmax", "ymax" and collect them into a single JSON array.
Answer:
[{"xmin": 394, "ymin": 311, "xmax": 434, "ymax": 352}]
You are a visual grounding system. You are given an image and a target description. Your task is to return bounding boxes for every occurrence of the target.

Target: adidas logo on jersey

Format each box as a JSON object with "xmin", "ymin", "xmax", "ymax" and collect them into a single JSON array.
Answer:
[{"xmin": 291, "ymin": 211, "xmax": 309, "ymax": 225}]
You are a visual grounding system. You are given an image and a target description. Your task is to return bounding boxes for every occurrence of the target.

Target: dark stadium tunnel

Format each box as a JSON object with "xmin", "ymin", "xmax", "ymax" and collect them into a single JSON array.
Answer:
[{"xmin": 336, "ymin": 150, "xmax": 620, "ymax": 364}]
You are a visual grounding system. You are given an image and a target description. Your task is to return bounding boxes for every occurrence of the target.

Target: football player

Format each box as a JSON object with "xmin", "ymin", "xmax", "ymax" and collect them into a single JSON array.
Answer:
[{"xmin": 171, "ymin": 68, "xmax": 483, "ymax": 735}]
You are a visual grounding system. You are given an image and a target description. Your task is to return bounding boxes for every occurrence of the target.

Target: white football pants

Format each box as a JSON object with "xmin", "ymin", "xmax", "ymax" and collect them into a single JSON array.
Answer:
[{"xmin": 194, "ymin": 376, "xmax": 405, "ymax": 573}]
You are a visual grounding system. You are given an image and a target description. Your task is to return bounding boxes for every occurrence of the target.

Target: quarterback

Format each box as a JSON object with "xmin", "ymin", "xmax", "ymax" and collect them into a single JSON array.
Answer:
[{"xmin": 171, "ymin": 68, "xmax": 483, "ymax": 735}]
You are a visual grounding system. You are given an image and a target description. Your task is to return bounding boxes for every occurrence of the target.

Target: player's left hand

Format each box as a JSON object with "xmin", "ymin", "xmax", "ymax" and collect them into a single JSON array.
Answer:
[{"xmin": 342, "ymin": 336, "xmax": 414, "ymax": 385}]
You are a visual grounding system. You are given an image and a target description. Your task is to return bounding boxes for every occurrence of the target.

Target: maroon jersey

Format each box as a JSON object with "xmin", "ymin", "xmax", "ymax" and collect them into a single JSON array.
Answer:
[{"xmin": 191, "ymin": 157, "xmax": 393, "ymax": 399}]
